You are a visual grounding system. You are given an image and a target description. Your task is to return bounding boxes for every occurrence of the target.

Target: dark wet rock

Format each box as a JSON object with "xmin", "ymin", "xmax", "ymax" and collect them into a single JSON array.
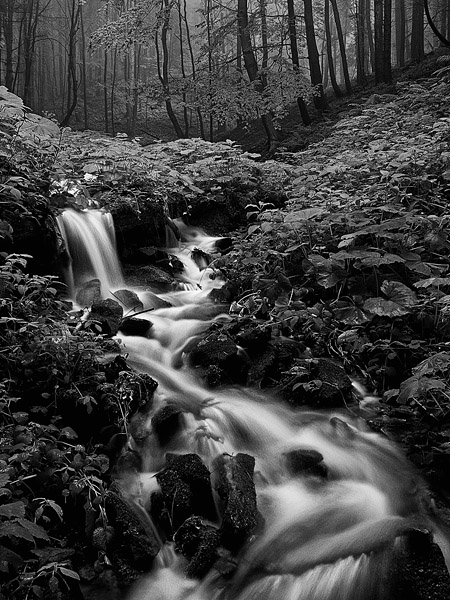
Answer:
[
  {"xmin": 283, "ymin": 358, "xmax": 352, "ymax": 407},
  {"xmin": 155, "ymin": 454, "xmax": 216, "ymax": 530},
  {"xmin": 76, "ymin": 279, "xmax": 102, "ymax": 306},
  {"xmin": 114, "ymin": 448, "xmax": 143, "ymax": 474},
  {"xmin": 104, "ymin": 355, "xmax": 130, "ymax": 383},
  {"xmin": 124, "ymin": 265, "xmax": 175, "ymax": 290},
  {"xmin": 233, "ymin": 321, "xmax": 272, "ymax": 356},
  {"xmin": 151, "ymin": 405, "xmax": 182, "ymax": 446},
  {"xmin": 104, "ymin": 484, "xmax": 161, "ymax": 588},
  {"xmin": 284, "ymin": 449, "xmax": 327, "ymax": 478},
  {"xmin": 129, "ymin": 412, "xmax": 150, "ymax": 447},
  {"xmin": 119, "ymin": 317, "xmax": 153, "ymax": 337},
  {"xmin": 140, "ymin": 290, "xmax": 172, "ymax": 310},
  {"xmin": 213, "ymin": 453, "xmax": 257, "ymax": 551},
  {"xmin": 113, "ymin": 371, "xmax": 157, "ymax": 414},
  {"xmin": 112, "ymin": 289, "xmax": 143, "ymax": 312},
  {"xmin": 174, "ymin": 516, "xmax": 221, "ymax": 579},
  {"xmin": 214, "ymin": 237, "xmax": 233, "ymax": 253},
  {"xmin": 188, "ymin": 330, "xmax": 248, "ymax": 385},
  {"xmin": 111, "ymin": 200, "xmax": 168, "ymax": 253},
  {"xmin": 191, "ymin": 248, "xmax": 212, "ymax": 270},
  {"xmin": 90, "ymin": 298, "xmax": 124, "ymax": 335},
  {"xmin": 389, "ymin": 531, "xmax": 450, "ymax": 600},
  {"xmin": 246, "ymin": 338, "xmax": 301, "ymax": 388}
]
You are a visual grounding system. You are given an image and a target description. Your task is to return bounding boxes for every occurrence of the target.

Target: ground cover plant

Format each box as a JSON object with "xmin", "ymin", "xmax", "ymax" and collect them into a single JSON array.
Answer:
[{"xmin": 1, "ymin": 54, "xmax": 450, "ymax": 597}]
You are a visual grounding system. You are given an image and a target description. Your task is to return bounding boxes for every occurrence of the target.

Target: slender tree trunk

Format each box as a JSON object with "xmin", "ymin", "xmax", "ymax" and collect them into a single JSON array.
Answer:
[
  {"xmin": 177, "ymin": 0, "xmax": 189, "ymax": 137},
  {"xmin": 366, "ymin": 0, "xmax": 375, "ymax": 71},
  {"xmin": 286, "ymin": 0, "xmax": 311, "ymax": 124},
  {"xmin": 182, "ymin": 0, "xmax": 204, "ymax": 138},
  {"xmin": 356, "ymin": 0, "xmax": 367, "ymax": 85},
  {"xmin": 325, "ymin": 0, "xmax": 342, "ymax": 96},
  {"xmin": 330, "ymin": 0, "xmax": 352, "ymax": 94},
  {"xmin": 3, "ymin": 0, "xmax": 15, "ymax": 91},
  {"xmin": 383, "ymin": 0, "xmax": 392, "ymax": 81},
  {"xmin": 104, "ymin": 50, "xmax": 109, "ymax": 132},
  {"xmin": 237, "ymin": 0, "xmax": 278, "ymax": 152},
  {"xmin": 303, "ymin": 0, "xmax": 329, "ymax": 111},
  {"xmin": 374, "ymin": 0, "xmax": 384, "ymax": 83},
  {"xmin": 206, "ymin": 0, "xmax": 213, "ymax": 141},
  {"xmin": 60, "ymin": 0, "xmax": 79, "ymax": 127},
  {"xmin": 411, "ymin": 0, "xmax": 425, "ymax": 61},
  {"xmin": 80, "ymin": 2, "xmax": 88, "ymax": 129},
  {"xmin": 395, "ymin": 0, "xmax": 405, "ymax": 66},
  {"xmin": 156, "ymin": 0, "xmax": 184, "ymax": 138},
  {"xmin": 111, "ymin": 48, "xmax": 117, "ymax": 135}
]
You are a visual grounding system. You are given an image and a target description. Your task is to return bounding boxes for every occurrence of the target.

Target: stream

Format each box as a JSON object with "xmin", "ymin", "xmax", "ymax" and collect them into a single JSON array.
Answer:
[{"xmin": 58, "ymin": 208, "xmax": 450, "ymax": 600}]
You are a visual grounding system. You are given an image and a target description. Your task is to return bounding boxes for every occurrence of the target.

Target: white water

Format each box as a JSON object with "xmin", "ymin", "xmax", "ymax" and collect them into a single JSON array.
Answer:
[{"xmin": 58, "ymin": 210, "xmax": 450, "ymax": 600}]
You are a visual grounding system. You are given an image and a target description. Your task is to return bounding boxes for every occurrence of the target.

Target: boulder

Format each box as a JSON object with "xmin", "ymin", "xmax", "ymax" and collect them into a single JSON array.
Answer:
[
  {"xmin": 188, "ymin": 330, "xmax": 248, "ymax": 385},
  {"xmin": 284, "ymin": 449, "xmax": 327, "ymax": 478},
  {"xmin": 112, "ymin": 289, "xmax": 143, "ymax": 312},
  {"xmin": 76, "ymin": 279, "xmax": 102, "ymax": 307},
  {"xmin": 151, "ymin": 405, "xmax": 182, "ymax": 446},
  {"xmin": 119, "ymin": 317, "xmax": 153, "ymax": 337},
  {"xmin": 90, "ymin": 298, "xmax": 123, "ymax": 336},
  {"xmin": 104, "ymin": 485, "xmax": 161, "ymax": 588},
  {"xmin": 174, "ymin": 516, "xmax": 221, "ymax": 579},
  {"xmin": 213, "ymin": 453, "xmax": 257, "ymax": 550},
  {"xmin": 155, "ymin": 453, "xmax": 217, "ymax": 530}
]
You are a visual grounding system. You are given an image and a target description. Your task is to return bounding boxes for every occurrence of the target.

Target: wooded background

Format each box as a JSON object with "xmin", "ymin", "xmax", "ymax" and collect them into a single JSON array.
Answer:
[{"xmin": 0, "ymin": 0, "xmax": 446, "ymax": 141}]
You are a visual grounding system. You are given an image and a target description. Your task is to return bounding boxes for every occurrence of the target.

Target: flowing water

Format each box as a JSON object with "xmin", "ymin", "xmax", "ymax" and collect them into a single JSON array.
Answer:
[{"xmin": 58, "ymin": 210, "xmax": 450, "ymax": 600}]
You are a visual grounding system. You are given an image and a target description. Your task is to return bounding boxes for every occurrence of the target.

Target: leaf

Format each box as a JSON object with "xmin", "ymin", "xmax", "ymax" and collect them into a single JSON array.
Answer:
[
  {"xmin": 414, "ymin": 277, "xmax": 450, "ymax": 288},
  {"xmin": 17, "ymin": 518, "xmax": 49, "ymax": 541},
  {"xmin": 58, "ymin": 566, "xmax": 80, "ymax": 580},
  {"xmin": 0, "ymin": 501, "xmax": 26, "ymax": 519},
  {"xmin": 0, "ymin": 473, "xmax": 10, "ymax": 488},
  {"xmin": 60, "ymin": 427, "xmax": 78, "ymax": 440},
  {"xmin": 363, "ymin": 298, "xmax": 409, "ymax": 317},
  {"xmin": 333, "ymin": 305, "xmax": 370, "ymax": 325},
  {"xmin": 381, "ymin": 280, "xmax": 417, "ymax": 307},
  {"xmin": 398, "ymin": 374, "xmax": 446, "ymax": 404},
  {"xmin": 0, "ymin": 543, "xmax": 23, "ymax": 567},
  {"xmin": 284, "ymin": 207, "xmax": 324, "ymax": 222},
  {"xmin": 414, "ymin": 352, "xmax": 450, "ymax": 377},
  {"xmin": 0, "ymin": 522, "xmax": 35, "ymax": 542},
  {"xmin": 360, "ymin": 253, "xmax": 405, "ymax": 267}
]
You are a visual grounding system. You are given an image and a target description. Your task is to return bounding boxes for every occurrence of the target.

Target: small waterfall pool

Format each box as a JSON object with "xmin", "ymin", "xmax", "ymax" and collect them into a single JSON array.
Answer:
[{"xmin": 57, "ymin": 209, "xmax": 450, "ymax": 600}]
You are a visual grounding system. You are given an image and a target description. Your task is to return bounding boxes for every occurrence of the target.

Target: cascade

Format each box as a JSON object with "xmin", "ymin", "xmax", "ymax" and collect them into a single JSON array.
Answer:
[
  {"xmin": 57, "ymin": 208, "xmax": 124, "ymax": 299},
  {"xmin": 63, "ymin": 209, "xmax": 450, "ymax": 600}
]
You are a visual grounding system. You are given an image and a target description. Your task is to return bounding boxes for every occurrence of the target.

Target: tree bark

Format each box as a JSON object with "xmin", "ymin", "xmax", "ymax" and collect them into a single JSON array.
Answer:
[
  {"xmin": 395, "ymin": 0, "xmax": 405, "ymax": 66},
  {"xmin": 286, "ymin": 0, "xmax": 311, "ymax": 124},
  {"xmin": 374, "ymin": 0, "xmax": 384, "ymax": 83},
  {"xmin": 383, "ymin": 0, "xmax": 392, "ymax": 81},
  {"xmin": 330, "ymin": 0, "xmax": 352, "ymax": 94},
  {"xmin": 325, "ymin": 0, "xmax": 342, "ymax": 97},
  {"xmin": 237, "ymin": 0, "xmax": 278, "ymax": 152},
  {"xmin": 303, "ymin": 0, "xmax": 329, "ymax": 111},
  {"xmin": 60, "ymin": 0, "xmax": 79, "ymax": 127},
  {"xmin": 411, "ymin": 0, "xmax": 425, "ymax": 61},
  {"xmin": 356, "ymin": 0, "xmax": 367, "ymax": 85}
]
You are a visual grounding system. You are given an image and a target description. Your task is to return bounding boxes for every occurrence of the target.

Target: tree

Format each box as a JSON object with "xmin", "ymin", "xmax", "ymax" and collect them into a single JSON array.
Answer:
[
  {"xmin": 411, "ymin": 0, "xmax": 425, "ymax": 61},
  {"xmin": 395, "ymin": 0, "xmax": 406, "ymax": 66},
  {"xmin": 325, "ymin": 0, "xmax": 343, "ymax": 97},
  {"xmin": 330, "ymin": 0, "xmax": 352, "ymax": 94},
  {"xmin": 286, "ymin": 0, "xmax": 311, "ymax": 124},
  {"xmin": 303, "ymin": 0, "xmax": 328, "ymax": 111},
  {"xmin": 60, "ymin": 0, "xmax": 80, "ymax": 126},
  {"xmin": 237, "ymin": 0, "xmax": 278, "ymax": 152}
]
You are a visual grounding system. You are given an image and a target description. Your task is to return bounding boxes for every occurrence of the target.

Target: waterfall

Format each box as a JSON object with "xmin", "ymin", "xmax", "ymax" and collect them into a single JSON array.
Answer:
[
  {"xmin": 57, "ymin": 208, "xmax": 124, "ymax": 299},
  {"xmin": 62, "ymin": 210, "xmax": 450, "ymax": 599}
]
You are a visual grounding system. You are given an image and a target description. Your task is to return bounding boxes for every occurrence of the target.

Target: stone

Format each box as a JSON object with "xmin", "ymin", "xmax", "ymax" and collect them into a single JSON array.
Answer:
[
  {"xmin": 284, "ymin": 449, "xmax": 327, "ymax": 478},
  {"xmin": 112, "ymin": 289, "xmax": 143, "ymax": 312},
  {"xmin": 119, "ymin": 317, "xmax": 153, "ymax": 337},
  {"xmin": 90, "ymin": 298, "xmax": 124, "ymax": 335},
  {"xmin": 213, "ymin": 453, "xmax": 257, "ymax": 551},
  {"xmin": 174, "ymin": 516, "xmax": 221, "ymax": 579},
  {"xmin": 104, "ymin": 484, "xmax": 161, "ymax": 588},
  {"xmin": 76, "ymin": 279, "xmax": 102, "ymax": 307},
  {"xmin": 151, "ymin": 405, "xmax": 182, "ymax": 446}
]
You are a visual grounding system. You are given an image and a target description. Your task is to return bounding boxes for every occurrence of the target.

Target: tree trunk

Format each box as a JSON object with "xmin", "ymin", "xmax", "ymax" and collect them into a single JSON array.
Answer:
[
  {"xmin": 411, "ymin": 0, "xmax": 425, "ymax": 61},
  {"xmin": 330, "ymin": 0, "xmax": 352, "ymax": 94},
  {"xmin": 237, "ymin": 0, "xmax": 278, "ymax": 152},
  {"xmin": 383, "ymin": 0, "xmax": 392, "ymax": 81},
  {"xmin": 374, "ymin": 0, "xmax": 384, "ymax": 83},
  {"xmin": 366, "ymin": 0, "xmax": 375, "ymax": 71},
  {"xmin": 182, "ymin": 0, "xmax": 204, "ymax": 139},
  {"xmin": 325, "ymin": 0, "xmax": 342, "ymax": 97},
  {"xmin": 155, "ymin": 0, "xmax": 184, "ymax": 138},
  {"xmin": 356, "ymin": 0, "xmax": 367, "ymax": 85},
  {"xmin": 80, "ymin": 2, "xmax": 88, "ymax": 129},
  {"xmin": 286, "ymin": 0, "xmax": 311, "ymax": 124},
  {"xmin": 177, "ymin": 0, "xmax": 189, "ymax": 137},
  {"xmin": 60, "ymin": 0, "xmax": 79, "ymax": 127},
  {"xmin": 395, "ymin": 0, "xmax": 405, "ymax": 66},
  {"xmin": 303, "ymin": 0, "xmax": 329, "ymax": 111}
]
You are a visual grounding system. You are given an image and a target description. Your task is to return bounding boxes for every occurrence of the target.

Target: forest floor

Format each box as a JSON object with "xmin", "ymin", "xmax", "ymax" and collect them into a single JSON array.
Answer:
[{"xmin": 2, "ymin": 49, "xmax": 450, "ymax": 599}]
